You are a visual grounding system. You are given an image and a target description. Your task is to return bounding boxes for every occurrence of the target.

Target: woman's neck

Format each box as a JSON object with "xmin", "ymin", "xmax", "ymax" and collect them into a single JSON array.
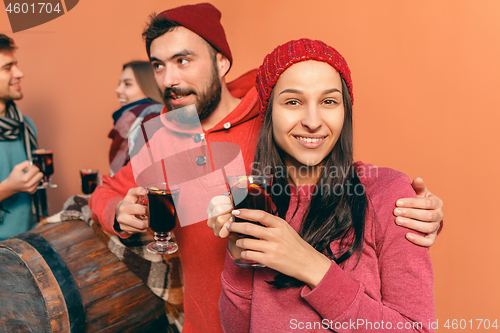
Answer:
[{"xmin": 286, "ymin": 164, "xmax": 321, "ymax": 186}]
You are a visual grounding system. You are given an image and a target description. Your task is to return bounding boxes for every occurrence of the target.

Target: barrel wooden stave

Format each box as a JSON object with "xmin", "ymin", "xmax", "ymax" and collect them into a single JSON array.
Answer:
[
  {"xmin": 2, "ymin": 238, "xmax": 72, "ymax": 332},
  {"xmin": 0, "ymin": 247, "xmax": 51, "ymax": 333},
  {"xmin": 85, "ymin": 282, "xmax": 166, "ymax": 332},
  {"xmin": 33, "ymin": 222, "xmax": 165, "ymax": 331},
  {"xmin": 0, "ymin": 221, "xmax": 167, "ymax": 332},
  {"xmin": 54, "ymin": 236, "xmax": 128, "ymax": 288},
  {"xmin": 36, "ymin": 221, "xmax": 94, "ymax": 253},
  {"xmin": 0, "ymin": 242, "xmax": 71, "ymax": 333},
  {"xmin": 80, "ymin": 267, "xmax": 142, "ymax": 308}
]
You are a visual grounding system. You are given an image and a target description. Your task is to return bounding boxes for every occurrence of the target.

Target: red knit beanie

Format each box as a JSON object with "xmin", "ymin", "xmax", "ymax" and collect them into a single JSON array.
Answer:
[
  {"xmin": 256, "ymin": 39, "xmax": 353, "ymax": 119},
  {"xmin": 153, "ymin": 3, "xmax": 232, "ymax": 67}
]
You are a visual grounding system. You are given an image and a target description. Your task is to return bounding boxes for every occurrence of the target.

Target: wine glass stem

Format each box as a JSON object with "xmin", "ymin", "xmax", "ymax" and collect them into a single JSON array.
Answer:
[
  {"xmin": 148, "ymin": 232, "xmax": 177, "ymax": 255},
  {"xmin": 154, "ymin": 232, "xmax": 172, "ymax": 244}
]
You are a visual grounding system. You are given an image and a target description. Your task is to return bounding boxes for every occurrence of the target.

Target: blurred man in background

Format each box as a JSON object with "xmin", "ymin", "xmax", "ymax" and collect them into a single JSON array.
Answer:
[{"xmin": 0, "ymin": 34, "xmax": 43, "ymax": 241}]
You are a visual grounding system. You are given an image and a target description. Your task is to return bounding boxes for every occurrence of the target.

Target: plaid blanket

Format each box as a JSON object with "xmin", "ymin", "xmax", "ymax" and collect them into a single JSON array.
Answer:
[{"xmin": 45, "ymin": 195, "xmax": 184, "ymax": 331}]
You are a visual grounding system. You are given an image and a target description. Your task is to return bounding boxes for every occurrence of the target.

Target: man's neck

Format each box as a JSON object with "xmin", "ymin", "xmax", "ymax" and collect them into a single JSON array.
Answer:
[
  {"xmin": 0, "ymin": 100, "xmax": 6, "ymax": 117},
  {"xmin": 200, "ymin": 82, "xmax": 241, "ymax": 131}
]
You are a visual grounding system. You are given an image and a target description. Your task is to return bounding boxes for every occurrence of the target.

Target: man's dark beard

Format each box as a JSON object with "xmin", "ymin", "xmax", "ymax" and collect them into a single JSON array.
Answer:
[{"xmin": 163, "ymin": 67, "xmax": 222, "ymax": 122}]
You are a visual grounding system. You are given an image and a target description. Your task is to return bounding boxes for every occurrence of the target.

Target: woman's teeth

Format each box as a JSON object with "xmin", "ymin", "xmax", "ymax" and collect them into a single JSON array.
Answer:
[{"xmin": 295, "ymin": 136, "xmax": 324, "ymax": 143}]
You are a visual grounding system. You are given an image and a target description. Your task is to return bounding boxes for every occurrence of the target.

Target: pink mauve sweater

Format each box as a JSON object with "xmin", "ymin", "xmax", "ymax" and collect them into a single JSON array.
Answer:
[{"xmin": 220, "ymin": 163, "xmax": 435, "ymax": 332}]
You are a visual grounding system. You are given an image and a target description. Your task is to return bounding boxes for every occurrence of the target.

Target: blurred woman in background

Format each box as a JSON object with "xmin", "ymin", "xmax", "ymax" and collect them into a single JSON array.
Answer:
[{"xmin": 109, "ymin": 60, "xmax": 162, "ymax": 175}]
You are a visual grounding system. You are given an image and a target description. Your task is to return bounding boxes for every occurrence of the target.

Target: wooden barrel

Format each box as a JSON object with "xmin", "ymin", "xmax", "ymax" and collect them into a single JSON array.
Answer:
[{"xmin": 0, "ymin": 220, "xmax": 168, "ymax": 333}]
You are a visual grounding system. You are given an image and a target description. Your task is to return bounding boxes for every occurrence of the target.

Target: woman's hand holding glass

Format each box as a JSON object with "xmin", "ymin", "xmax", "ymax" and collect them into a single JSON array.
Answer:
[
  {"xmin": 207, "ymin": 195, "xmax": 246, "ymax": 260},
  {"xmin": 227, "ymin": 209, "xmax": 332, "ymax": 289},
  {"xmin": 207, "ymin": 195, "xmax": 234, "ymax": 238}
]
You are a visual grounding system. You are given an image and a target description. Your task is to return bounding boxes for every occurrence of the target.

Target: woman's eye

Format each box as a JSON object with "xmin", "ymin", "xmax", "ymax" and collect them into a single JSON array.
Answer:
[
  {"xmin": 285, "ymin": 100, "xmax": 299, "ymax": 106},
  {"xmin": 323, "ymin": 99, "xmax": 338, "ymax": 105}
]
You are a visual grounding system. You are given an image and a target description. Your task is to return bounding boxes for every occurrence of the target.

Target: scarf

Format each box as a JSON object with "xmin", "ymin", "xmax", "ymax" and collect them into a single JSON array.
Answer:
[
  {"xmin": 111, "ymin": 98, "xmax": 156, "ymax": 124},
  {"xmin": 0, "ymin": 102, "xmax": 37, "ymax": 159},
  {"xmin": 109, "ymin": 100, "xmax": 162, "ymax": 176}
]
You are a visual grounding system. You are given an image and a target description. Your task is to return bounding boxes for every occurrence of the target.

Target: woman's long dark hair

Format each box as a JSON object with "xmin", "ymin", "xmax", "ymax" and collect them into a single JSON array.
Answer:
[{"xmin": 253, "ymin": 78, "xmax": 368, "ymax": 288}]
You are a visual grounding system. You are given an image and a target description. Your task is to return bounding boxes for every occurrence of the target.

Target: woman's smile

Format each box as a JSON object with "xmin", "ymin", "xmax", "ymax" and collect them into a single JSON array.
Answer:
[{"xmin": 292, "ymin": 134, "xmax": 327, "ymax": 148}]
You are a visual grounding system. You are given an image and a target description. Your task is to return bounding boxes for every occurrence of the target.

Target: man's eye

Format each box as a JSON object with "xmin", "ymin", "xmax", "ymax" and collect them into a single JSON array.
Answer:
[
  {"xmin": 153, "ymin": 63, "xmax": 164, "ymax": 70},
  {"xmin": 179, "ymin": 59, "xmax": 189, "ymax": 65}
]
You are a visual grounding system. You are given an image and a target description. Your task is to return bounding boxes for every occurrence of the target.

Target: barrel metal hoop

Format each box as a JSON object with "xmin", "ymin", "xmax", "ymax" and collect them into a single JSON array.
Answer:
[{"xmin": 15, "ymin": 233, "xmax": 86, "ymax": 333}]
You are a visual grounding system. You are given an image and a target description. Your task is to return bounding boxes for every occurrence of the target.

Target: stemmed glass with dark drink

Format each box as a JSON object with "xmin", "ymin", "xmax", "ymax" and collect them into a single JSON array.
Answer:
[
  {"xmin": 227, "ymin": 175, "xmax": 274, "ymax": 268},
  {"xmin": 141, "ymin": 182, "xmax": 181, "ymax": 255},
  {"xmin": 80, "ymin": 169, "xmax": 99, "ymax": 195},
  {"xmin": 32, "ymin": 149, "xmax": 57, "ymax": 189}
]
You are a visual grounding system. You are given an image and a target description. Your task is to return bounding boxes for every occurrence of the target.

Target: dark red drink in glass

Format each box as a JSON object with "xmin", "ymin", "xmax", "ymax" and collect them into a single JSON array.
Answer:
[
  {"xmin": 147, "ymin": 189, "xmax": 178, "ymax": 233},
  {"xmin": 33, "ymin": 149, "xmax": 53, "ymax": 177},
  {"xmin": 80, "ymin": 169, "xmax": 99, "ymax": 195},
  {"xmin": 144, "ymin": 182, "xmax": 181, "ymax": 255},
  {"xmin": 230, "ymin": 182, "xmax": 273, "ymax": 225},
  {"xmin": 33, "ymin": 149, "xmax": 57, "ymax": 189},
  {"xmin": 227, "ymin": 175, "xmax": 274, "ymax": 268}
]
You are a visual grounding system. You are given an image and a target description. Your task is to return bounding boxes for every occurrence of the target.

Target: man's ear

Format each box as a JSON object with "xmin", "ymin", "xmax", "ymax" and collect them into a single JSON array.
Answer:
[{"xmin": 216, "ymin": 53, "xmax": 231, "ymax": 78}]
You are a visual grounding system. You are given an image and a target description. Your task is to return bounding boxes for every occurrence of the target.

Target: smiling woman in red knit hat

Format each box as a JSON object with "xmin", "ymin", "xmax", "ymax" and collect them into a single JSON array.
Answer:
[{"xmin": 207, "ymin": 39, "xmax": 435, "ymax": 332}]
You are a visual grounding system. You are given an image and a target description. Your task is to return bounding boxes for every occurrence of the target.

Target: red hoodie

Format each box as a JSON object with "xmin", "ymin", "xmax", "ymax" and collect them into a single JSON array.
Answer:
[{"xmin": 89, "ymin": 69, "xmax": 261, "ymax": 333}]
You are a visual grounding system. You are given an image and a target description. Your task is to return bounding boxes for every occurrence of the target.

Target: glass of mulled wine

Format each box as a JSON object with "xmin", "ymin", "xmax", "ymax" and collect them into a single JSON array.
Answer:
[
  {"xmin": 80, "ymin": 169, "xmax": 99, "ymax": 195},
  {"xmin": 227, "ymin": 175, "xmax": 274, "ymax": 268},
  {"xmin": 32, "ymin": 149, "xmax": 57, "ymax": 189},
  {"xmin": 142, "ymin": 182, "xmax": 181, "ymax": 255}
]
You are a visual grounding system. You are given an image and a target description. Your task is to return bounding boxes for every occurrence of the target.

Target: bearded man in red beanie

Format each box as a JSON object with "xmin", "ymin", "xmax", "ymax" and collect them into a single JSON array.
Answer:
[{"xmin": 90, "ymin": 3, "xmax": 444, "ymax": 332}]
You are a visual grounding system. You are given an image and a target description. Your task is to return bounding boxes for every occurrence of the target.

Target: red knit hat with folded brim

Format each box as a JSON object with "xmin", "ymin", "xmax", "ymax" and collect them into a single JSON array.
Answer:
[
  {"xmin": 152, "ymin": 3, "xmax": 232, "ymax": 69},
  {"xmin": 256, "ymin": 39, "xmax": 353, "ymax": 119}
]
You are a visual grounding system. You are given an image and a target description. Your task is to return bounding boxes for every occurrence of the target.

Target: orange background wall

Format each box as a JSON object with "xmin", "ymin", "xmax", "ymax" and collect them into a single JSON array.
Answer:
[{"xmin": 1, "ymin": 0, "xmax": 499, "ymax": 330}]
